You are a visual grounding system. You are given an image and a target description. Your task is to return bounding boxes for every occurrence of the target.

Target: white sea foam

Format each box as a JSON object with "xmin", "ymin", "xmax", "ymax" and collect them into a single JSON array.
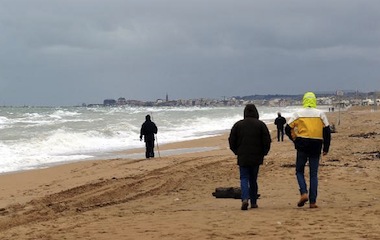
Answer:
[{"xmin": 0, "ymin": 105, "xmax": 305, "ymax": 173}]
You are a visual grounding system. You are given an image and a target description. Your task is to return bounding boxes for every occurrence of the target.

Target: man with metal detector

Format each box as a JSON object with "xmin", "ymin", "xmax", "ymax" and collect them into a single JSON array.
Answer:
[{"xmin": 140, "ymin": 114, "xmax": 158, "ymax": 159}]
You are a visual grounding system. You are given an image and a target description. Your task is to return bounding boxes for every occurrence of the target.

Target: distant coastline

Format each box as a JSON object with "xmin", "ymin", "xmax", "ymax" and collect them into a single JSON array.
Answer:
[{"xmin": 85, "ymin": 90, "xmax": 379, "ymax": 108}]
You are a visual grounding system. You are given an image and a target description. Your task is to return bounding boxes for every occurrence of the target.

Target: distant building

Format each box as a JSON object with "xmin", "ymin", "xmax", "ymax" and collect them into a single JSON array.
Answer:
[
  {"xmin": 103, "ymin": 99, "xmax": 116, "ymax": 106},
  {"xmin": 117, "ymin": 97, "xmax": 127, "ymax": 105}
]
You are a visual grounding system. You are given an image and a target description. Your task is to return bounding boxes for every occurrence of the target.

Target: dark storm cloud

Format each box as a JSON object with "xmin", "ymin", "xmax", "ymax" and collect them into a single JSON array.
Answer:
[{"xmin": 0, "ymin": 0, "xmax": 379, "ymax": 106}]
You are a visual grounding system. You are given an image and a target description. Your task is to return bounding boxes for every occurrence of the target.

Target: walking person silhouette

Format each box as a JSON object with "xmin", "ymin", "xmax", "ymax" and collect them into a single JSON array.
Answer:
[{"xmin": 140, "ymin": 115, "xmax": 158, "ymax": 159}]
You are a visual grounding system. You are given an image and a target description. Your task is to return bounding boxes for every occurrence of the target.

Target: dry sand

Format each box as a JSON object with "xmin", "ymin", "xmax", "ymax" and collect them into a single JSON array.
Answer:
[{"xmin": 0, "ymin": 107, "xmax": 379, "ymax": 240}]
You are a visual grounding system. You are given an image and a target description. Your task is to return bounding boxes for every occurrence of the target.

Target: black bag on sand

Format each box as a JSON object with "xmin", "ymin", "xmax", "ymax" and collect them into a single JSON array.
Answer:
[
  {"xmin": 212, "ymin": 187, "xmax": 261, "ymax": 199},
  {"xmin": 212, "ymin": 187, "xmax": 241, "ymax": 199}
]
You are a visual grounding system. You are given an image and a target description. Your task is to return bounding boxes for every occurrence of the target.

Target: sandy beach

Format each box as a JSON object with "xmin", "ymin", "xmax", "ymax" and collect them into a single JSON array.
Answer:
[{"xmin": 0, "ymin": 107, "xmax": 379, "ymax": 240}]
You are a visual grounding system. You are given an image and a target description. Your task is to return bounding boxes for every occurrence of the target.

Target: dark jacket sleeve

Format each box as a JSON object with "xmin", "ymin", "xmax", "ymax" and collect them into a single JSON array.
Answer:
[
  {"xmin": 228, "ymin": 123, "xmax": 238, "ymax": 155},
  {"xmin": 285, "ymin": 124, "xmax": 293, "ymax": 141},
  {"xmin": 261, "ymin": 122, "xmax": 271, "ymax": 156},
  {"xmin": 140, "ymin": 124, "xmax": 144, "ymax": 138},
  {"xmin": 323, "ymin": 126, "xmax": 331, "ymax": 153}
]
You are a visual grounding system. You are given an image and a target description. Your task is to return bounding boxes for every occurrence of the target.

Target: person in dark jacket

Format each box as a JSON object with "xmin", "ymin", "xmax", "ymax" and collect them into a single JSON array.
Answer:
[
  {"xmin": 285, "ymin": 92, "xmax": 331, "ymax": 208},
  {"xmin": 229, "ymin": 104, "xmax": 271, "ymax": 210},
  {"xmin": 274, "ymin": 112, "xmax": 286, "ymax": 142},
  {"xmin": 140, "ymin": 115, "xmax": 158, "ymax": 159}
]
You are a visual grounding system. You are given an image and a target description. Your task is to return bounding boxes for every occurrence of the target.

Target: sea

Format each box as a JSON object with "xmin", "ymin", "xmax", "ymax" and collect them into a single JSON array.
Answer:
[{"xmin": 0, "ymin": 105, "xmax": 305, "ymax": 174}]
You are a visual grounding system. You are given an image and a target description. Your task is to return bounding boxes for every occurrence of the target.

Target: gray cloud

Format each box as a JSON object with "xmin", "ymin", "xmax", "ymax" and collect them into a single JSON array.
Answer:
[{"xmin": 1, "ymin": 0, "xmax": 379, "ymax": 106}]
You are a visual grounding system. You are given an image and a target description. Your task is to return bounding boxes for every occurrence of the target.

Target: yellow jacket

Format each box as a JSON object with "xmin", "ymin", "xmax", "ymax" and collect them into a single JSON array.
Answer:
[{"xmin": 285, "ymin": 92, "xmax": 331, "ymax": 154}]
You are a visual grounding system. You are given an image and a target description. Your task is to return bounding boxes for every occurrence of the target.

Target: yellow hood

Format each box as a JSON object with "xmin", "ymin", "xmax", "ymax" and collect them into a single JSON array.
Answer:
[{"xmin": 303, "ymin": 92, "xmax": 317, "ymax": 108}]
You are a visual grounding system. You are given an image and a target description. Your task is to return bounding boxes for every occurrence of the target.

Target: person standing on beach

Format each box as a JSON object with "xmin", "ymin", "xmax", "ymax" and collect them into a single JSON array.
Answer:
[
  {"xmin": 274, "ymin": 112, "xmax": 286, "ymax": 142},
  {"xmin": 140, "ymin": 115, "xmax": 158, "ymax": 159},
  {"xmin": 285, "ymin": 92, "xmax": 331, "ymax": 208},
  {"xmin": 229, "ymin": 104, "xmax": 271, "ymax": 210}
]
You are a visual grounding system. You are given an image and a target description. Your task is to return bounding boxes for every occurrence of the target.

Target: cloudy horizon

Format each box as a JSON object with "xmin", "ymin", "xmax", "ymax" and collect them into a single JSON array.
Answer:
[{"xmin": 1, "ymin": 0, "xmax": 379, "ymax": 106}]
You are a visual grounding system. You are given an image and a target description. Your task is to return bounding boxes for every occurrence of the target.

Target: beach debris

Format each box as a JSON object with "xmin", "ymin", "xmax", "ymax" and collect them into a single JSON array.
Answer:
[
  {"xmin": 0, "ymin": 208, "xmax": 8, "ymax": 216},
  {"xmin": 281, "ymin": 161, "xmax": 365, "ymax": 168},
  {"xmin": 349, "ymin": 132, "xmax": 379, "ymax": 138},
  {"xmin": 281, "ymin": 163, "xmax": 296, "ymax": 168},
  {"xmin": 352, "ymin": 164, "xmax": 365, "ymax": 168},
  {"xmin": 326, "ymin": 159, "xmax": 340, "ymax": 162},
  {"xmin": 354, "ymin": 151, "xmax": 380, "ymax": 160}
]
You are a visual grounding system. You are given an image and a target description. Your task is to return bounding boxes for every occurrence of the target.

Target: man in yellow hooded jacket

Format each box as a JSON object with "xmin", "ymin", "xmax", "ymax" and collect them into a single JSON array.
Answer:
[{"xmin": 285, "ymin": 92, "xmax": 331, "ymax": 208}]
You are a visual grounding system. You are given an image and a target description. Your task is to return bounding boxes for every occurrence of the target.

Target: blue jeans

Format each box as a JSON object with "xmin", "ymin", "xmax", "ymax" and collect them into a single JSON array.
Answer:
[
  {"xmin": 239, "ymin": 165, "xmax": 260, "ymax": 205},
  {"xmin": 296, "ymin": 151, "xmax": 320, "ymax": 203}
]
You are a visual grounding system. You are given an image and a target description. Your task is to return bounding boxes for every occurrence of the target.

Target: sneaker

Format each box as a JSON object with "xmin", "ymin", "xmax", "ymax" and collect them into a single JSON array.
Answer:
[
  {"xmin": 309, "ymin": 203, "xmax": 318, "ymax": 208},
  {"xmin": 241, "ymin": 200, "xmax": 249, "ymax": 210},
  {"xmin": 297, "ymin": 194, "xmax": 309, "ymax": 207}
]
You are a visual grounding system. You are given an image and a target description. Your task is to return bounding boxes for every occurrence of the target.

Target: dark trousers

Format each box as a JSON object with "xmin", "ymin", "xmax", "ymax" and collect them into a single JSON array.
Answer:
[
  {"xmin": 145, "ymin": 140, "xmax": 155, "ymax": 158},
  {"xmin": 239, "ymin": 165, "xmax": 260, "ymax": 205},
  {"xmin": 296, "ymin": 151, "xmax": 320, "ymax": 203},
  {"xmin": 277, "ymin": 127, "xmax": 284, "ymax": 141}
]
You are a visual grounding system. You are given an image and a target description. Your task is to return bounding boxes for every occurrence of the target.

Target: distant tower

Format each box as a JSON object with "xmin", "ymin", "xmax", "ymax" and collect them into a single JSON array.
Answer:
[{"xmin": 166, "ymin": 93, "xmax": 169, "ymax": 102}]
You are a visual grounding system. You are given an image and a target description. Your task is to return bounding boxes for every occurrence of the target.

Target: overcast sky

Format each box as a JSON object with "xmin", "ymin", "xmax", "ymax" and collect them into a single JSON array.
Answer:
[{"xmin": 1, "ymin": 0, "xmax": 379, "ymax": 106}]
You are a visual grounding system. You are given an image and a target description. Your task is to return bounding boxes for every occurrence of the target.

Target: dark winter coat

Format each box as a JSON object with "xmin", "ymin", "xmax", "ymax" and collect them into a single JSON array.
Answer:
[
  {"xmin": 229, "ymin": 104, "xmax": 272, "ymax": 166},
  {"xmin": 140, "ymin": 115, "xmax": 158, "ymax": 142},
  {"xmin": 274, "ymin": 115, "xmax": 286, "ymax": 129}
]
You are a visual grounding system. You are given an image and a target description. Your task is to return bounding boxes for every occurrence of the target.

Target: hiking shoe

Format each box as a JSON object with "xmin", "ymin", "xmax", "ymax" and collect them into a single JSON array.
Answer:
[
  {"xmin": 297, "ymin": 194, "xmax": 309, "ymax": 207},
  {"xmin": 251, "ymin": 204, "xmax": 258, "ymax": 209},
  {"xmin": 310, "ymin": 203, "xmax": 318, "ymax": 208},
  {"xmin": 241, "ymin": 200, "xmax": 249, "ymax": 210}
]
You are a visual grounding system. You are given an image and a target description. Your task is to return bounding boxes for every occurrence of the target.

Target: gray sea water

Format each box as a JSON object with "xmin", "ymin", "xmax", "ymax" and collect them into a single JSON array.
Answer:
[{"xmin": 0, "ymin": 105, "xmax": 302, "ymax": 173}]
